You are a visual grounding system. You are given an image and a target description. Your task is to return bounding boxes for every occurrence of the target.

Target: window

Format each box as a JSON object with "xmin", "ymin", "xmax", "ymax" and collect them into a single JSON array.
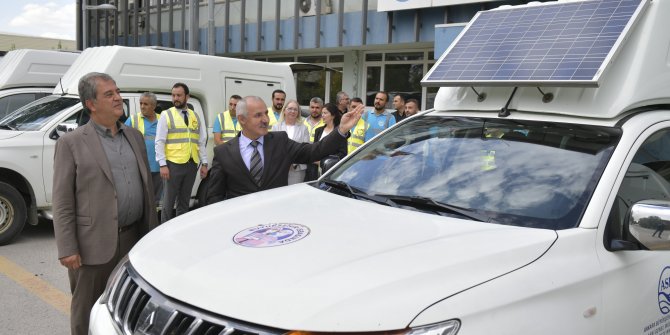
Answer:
[
  {"xmin": 0, "ymin": 93, "xmax": 49, "ymax": 120},
  {"xmin": 364, "ymin": 50, "xmax": 433, "ymax": 110},
  {"xmin": 327, "ymin": 116, "xmax": 621, "ymax": 230},
  {"xmin": 606, "ymin": 129, "xmax": 670, "ymax": 249}
]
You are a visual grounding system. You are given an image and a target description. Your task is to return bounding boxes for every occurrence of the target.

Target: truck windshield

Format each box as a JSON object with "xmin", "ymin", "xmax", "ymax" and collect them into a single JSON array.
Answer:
[
  {"xmin": 324, "ymin": 116, "xmax": 621, "ymax": 230},
  {"xmin": 0, "ymin": 95, "xmax": 79, "ymax": 131}
]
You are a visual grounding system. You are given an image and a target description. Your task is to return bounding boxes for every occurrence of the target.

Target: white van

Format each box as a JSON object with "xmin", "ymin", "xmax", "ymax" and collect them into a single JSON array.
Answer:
[
  {"xmin": 0, "ymin": 49, "xmax": 78, "ymax": 119},
  {"xmin": 91, "ymin": 0, "xmax": 670, "ymax": 334},
  {"xmin": 0, "ymin": 45, "xmax": 298, "ymax": 245}
]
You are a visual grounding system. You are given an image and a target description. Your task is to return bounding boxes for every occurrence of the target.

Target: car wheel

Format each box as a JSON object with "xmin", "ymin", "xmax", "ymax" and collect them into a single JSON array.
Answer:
[{"xmin": 0, "ymin": 182, "xmax": 27, "ymax": 245}]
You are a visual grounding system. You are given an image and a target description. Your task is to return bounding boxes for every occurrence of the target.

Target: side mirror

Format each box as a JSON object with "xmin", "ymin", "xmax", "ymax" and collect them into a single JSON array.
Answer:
[
  {"xmin": 628, "ymin": 200, "xmax": 670, "ymax": 251},
  {"xmin": 56, "ymin": 123, "xmax": 77, "ymax": 136},
  {"xmin": 320, "ymin": 155, "xmax": 341, "ymax": 174}
]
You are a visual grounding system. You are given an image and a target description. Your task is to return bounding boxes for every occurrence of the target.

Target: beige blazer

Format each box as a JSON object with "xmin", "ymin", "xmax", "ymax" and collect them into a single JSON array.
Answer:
[{"xmin": 52, "ymin": 121, "xmax": 158, "ymax": 265}]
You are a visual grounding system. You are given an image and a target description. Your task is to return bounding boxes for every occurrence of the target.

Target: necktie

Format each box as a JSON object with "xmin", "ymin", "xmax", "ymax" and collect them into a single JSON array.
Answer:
[
  {"xmin": 182, "ymin": 110, "xmax": 189, "ymax": 125},
  {"xmin": 249, "ymin": 140, "xmax": 263, "ymax": 186}
]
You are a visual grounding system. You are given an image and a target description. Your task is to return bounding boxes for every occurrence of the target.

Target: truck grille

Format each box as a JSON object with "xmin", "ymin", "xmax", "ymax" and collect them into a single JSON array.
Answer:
[{"xmin": 106, "ymin": 263, "xmax": 284, "ymax": 335}]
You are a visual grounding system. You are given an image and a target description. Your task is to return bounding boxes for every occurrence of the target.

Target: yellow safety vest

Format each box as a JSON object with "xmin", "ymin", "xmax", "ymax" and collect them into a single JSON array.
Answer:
[
  {"xmin": 164, "ymin": 107, "xmax": 201, "ymax": 164},
  {"xmin": 267, "ymin": 107, "xmax": 279, "ymax": 130},
  {"xmin": 304, "ymin": 118, "xmax": 325, "ymax": 142},
  {"xmin": 347, "ymin": 119, "xmax": 368, "ymax": 154},
  {"xmin": 216, "ymin": 110, "xmax": 242, "ymax": 143},
  {"xmin": 130, "ymin": 113, "xmax": 160, "ymax": 140}
]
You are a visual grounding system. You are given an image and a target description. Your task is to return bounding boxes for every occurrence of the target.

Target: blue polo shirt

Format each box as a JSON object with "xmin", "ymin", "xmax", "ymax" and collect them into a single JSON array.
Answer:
[
  {"xmin": 364, "ymin": 110, "xmax": 396, "ymax": 142},
  {"xmin": 125, "ymin": 116, "xmax": 160, "ymax": 172}
]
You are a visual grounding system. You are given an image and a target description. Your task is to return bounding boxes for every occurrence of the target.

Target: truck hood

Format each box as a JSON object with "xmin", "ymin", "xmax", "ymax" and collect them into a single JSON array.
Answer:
[
  {"xmin": 0, "ymin": 129, "xmax": 23, "ymax": 139},
  {"xmin": 130, "ymin": 184, "xmax": 557, "ymax": 331}
]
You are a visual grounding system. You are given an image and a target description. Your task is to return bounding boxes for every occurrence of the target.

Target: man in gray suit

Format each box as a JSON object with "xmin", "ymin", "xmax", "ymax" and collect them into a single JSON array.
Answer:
[{"xmin": 53, "ymin": 72, "xmax": 158, "ymax": 335}]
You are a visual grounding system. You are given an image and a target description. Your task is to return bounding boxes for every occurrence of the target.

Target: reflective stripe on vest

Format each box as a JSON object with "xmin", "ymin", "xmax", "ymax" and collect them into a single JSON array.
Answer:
[
  {"xmin": 347, "ymin": 119, "xmax": 368, "ymax": 154},
  {"xmin": 304, "ymin": 118, "xmax": 325, "ymax": 142},
  {"xmin": 217, "ymin": 111, "xmax": 241, "ymax": 142},
  {"xmin": 130, "ymin": 113, "xmax": 160, "ymax": 141},
  {"xmin": 267, "ymin": 107, "xmax": 279, "ymax": 130},
  {"xmin": 164, "ymin": 107, "xmax": 201, "ymax": 164}
]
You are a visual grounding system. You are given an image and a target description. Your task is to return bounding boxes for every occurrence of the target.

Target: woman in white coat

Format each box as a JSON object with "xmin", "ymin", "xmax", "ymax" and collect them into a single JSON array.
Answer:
[{"xmin": 272, "ymin": 99, "xmax": 310, "ymax": 184}]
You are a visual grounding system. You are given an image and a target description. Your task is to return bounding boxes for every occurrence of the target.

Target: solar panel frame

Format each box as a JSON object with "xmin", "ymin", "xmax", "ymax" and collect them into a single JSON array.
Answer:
[{"xmin": 422, "ymin": 0, "xmax": 650, "ymax": 87}]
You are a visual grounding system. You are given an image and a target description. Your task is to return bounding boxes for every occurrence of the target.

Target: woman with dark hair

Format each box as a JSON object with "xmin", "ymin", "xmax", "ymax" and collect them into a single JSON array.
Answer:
[{"xmin": 311, "ymin": 103, "xmax": 347, "ymax": 177}]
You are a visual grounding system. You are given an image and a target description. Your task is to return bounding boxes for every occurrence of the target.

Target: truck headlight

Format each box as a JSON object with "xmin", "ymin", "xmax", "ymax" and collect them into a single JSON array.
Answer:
[{"xmin": 286, "ymin": 320, "xmax": 460, "ymax": 335}]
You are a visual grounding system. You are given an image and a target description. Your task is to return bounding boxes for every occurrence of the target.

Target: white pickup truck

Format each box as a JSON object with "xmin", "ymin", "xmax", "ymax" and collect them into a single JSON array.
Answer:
[{"xmin": 91, "ymin": 0, "xmax": 670, "ymax": 334}]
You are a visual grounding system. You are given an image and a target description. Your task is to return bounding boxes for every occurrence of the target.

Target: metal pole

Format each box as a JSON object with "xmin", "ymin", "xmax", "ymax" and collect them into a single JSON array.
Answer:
[
  {"xmin": 256, "ymin": 0, "xmax": 262, "ymax": 51},
  {"xmin": 189, "ymin": 0, "xmax": 199, "ymax": 51},
  {"xmin": 208, "ymin": 0, "xmax": 215, "ymax": 55},
  {"xmin": 275, "ymin": 0, "xmax": 280, "ymax": 50},
  {"xmin": 240, "ymin": 0, "xmax": 246, "ymax": 53},
  {"xmin": 156, "ymin": 1, "xmax": 162, "ymax": 46},
  {"xmin": 224, "ymin": 0, "xmax": 229, "ymax": 53},
  {"xmin": 315, "ymin": 0, "xmax": 321, "ymax": 48},
  {"xmin": 181, "ymin": 0, "xmax": 186, "ymax": 49},
  {"xmin": 83, "ymin": 5, "xmax": 88, "ymax": 49},
  {"xmin": 169, "ymin": 0, "xmax": 174, "ymax": 47},
  {"xmin": 293, "ymin": 0, "xmax": 299, "ymax": 50},
  {"xmin": 145, "ymin": 0, "xmax": 151, "ymax": 45},
  {"xmin": 338, "ymin": 0, "xmax": 344, "ymax": 47},
  {"xmin": 77, "ymin": 0, "xmax": 83, "ymax": 50},
  {"xmin": 361, "ymin": 0, "xmax": 368, "ymax": 45}
]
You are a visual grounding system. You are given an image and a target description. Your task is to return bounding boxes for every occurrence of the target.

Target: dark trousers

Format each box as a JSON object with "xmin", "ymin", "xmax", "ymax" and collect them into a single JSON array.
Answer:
[
  {"xmin": 67, "ymin": 225, "xmax": 138, "ymax": 335},
  {"xmin": 161, "ymin": 160, "xmax": 197, "ymax": 223},
  {"xmin": 151, "ymin": 172, "xmax": 163, "ymax": 207}
]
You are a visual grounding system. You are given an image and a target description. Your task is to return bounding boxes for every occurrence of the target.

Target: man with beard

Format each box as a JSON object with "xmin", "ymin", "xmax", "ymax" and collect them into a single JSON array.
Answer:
[
  {"xmin": 304, "ymin": 97, "xmax": 325, "ymax": 181},
  {"xmin": 267, "ymin": 89, "xmax": 285, "ymax": 130},
  {"xmin": 155, "ymin": 82, "xmax": 208, "ymax": 223},
  {"xmin": 304, "ymin": 97, "xmax": 325, "ymax": 142},
  {"xmin": 363, "ymin": 91, "xmax": 396, "ymax": 142}
]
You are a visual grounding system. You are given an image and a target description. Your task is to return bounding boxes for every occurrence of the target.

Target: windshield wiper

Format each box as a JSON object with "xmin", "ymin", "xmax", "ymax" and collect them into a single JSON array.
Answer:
[
  {"xmin": 0, "ymin": 124, "xmax": 16, "ymax": 130},
  {"xmin": 378, "ymin": 194, "xmax": 494, "ymax": 223},
  {"xmin": 320, "ymin": 179, "xmax": 399, "ymax": 208}
]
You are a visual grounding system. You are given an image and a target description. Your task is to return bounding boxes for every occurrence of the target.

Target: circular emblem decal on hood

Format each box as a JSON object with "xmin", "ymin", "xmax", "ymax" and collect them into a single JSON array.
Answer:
[
  {"xmin": 659, "ymin": 266, "xmax": 670, "ymax": 314},
  {"xmin": 233, "ymin": 223, "xmax": 310, "ymax": 248}
]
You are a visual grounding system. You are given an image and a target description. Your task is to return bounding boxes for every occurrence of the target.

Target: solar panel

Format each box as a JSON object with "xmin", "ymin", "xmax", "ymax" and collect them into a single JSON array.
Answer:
[{"xmin": 422, "ymin": 0, "xmax": 649, "ymax": 87}]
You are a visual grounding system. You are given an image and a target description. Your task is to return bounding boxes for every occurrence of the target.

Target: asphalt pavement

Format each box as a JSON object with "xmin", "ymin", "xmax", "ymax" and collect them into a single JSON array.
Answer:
[{"xmin": 0, "ymin": 220, "xmax": 71, "ymax": 335}]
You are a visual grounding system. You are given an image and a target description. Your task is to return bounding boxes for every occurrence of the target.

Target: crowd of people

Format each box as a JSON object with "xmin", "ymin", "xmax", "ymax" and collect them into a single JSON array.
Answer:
[{"xmin": 51, "ymin": 71, "xmax": 419, "ymax": 335}]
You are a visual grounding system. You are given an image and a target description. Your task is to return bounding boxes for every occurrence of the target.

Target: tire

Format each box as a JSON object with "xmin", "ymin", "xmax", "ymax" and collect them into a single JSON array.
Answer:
[{"xmin": 0, "ymin": 182, "xmax": 27, "ymax": 245}]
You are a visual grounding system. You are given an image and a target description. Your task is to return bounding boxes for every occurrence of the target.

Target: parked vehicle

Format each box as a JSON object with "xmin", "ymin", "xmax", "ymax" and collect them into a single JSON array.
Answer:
[
  {"xmin": 0, "ymin": 49, "xmax": 78, "ymax": 120},
  {"xmin": 0, "ymin": 45, "xmax": 298, "ymax": 245},
  {"xmin": 91, "ymin": 0, "xmax": 670, "ymax": 334}
]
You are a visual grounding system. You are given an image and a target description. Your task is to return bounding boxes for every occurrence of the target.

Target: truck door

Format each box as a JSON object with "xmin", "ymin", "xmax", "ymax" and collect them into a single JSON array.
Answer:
[{"xmin": 598, "ymin": 124, "xmax": 670, "ymax": 335}]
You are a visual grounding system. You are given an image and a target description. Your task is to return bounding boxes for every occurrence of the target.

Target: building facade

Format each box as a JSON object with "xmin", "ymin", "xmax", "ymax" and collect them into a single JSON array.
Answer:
[{"xmin": 81, "ymin": 0, "xmax": 538, "ymax": 109}]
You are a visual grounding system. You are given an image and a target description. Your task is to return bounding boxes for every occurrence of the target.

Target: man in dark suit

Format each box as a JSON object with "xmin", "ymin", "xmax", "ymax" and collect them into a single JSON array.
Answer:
[
  {"xmin": 206, "ymin": 95, "xmax": 364, "ymax": 202},
  {"xmin": 53, "ymin": 72, "xmax": 158, "ymax": 335}
]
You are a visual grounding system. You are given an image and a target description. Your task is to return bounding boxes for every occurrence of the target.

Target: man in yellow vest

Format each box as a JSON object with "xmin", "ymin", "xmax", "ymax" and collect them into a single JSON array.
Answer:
[
  {"xmin": 155, "ymin": 83, "xmax": 208, "ymax": 223},
  {"xmin": 304, "ymin": 97, "xmax": 325, "ymax": 181},
  {"xmin": 267, "ymin": 89, "xmax": 284, "ymax": 130},
  {"xmin": 347, "ymin": 97, "xmax": 368, "ymax": 154},
  {"xmin": 125, "ymin": 92, "xmax": 162, "ymax": 210},
  {"xmin": 304, "ymin": 97, "xmax": 325, "ymax": 142},
  {"xmin": 213, "ymin": 94, "xmax": 242, "ymax": 145}
]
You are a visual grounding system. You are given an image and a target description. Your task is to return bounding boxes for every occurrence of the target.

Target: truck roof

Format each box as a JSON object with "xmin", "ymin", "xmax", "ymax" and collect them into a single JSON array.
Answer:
[
  {"xmin": 55, "ymin": 46, "xmax": 297, "ymax": 118},
  {"xmin": 427, "ymin": 0, "xmax": 669, "ymax": 120},
  {"xmin": 0, "ymin": 49, "xmax": 79, "ymax": 90}
]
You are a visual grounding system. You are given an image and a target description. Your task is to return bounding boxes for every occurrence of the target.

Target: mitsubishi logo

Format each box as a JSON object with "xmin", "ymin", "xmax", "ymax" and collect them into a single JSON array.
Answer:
[{"xmin": 137, "ymin": 310, "xmax": 156, "ymax": 334}]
